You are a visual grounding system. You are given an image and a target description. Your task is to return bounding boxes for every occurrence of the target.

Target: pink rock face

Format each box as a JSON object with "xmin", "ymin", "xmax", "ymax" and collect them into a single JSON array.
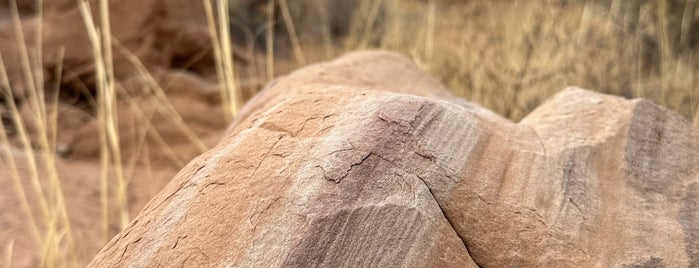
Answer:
[{"xmin": 89, "ymin": 51, "xmax": 699, "ymax": 267}]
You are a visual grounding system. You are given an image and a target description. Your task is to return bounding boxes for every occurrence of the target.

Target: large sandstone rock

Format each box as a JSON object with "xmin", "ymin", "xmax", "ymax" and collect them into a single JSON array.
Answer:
[{"xmin": 90, "ymin": 51, "xmax": 699, "ymax": 267}]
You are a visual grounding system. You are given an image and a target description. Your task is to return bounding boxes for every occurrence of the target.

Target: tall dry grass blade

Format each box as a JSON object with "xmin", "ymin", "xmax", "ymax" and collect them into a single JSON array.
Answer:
[
  {"xmin": 98, "ymin": 0, "xmax": 129, "ymax": 230},
  {"xmin": 318, "ymin": 0, "xmax": 334, "ymax": 59},
  {"xmin": 6, "ymin": 1, "xmax": 50, "ymax": 226},
  {"xmin": 679, "ymin": 0, "xmax": 695, "ymax": 47},
  {"xmin": 32, "ymin": 9, "xmax": 76, "ymax": 261},
  {"xmin": 31, "ymin": 3, "xmax": 77, "ymax": 264},
  {"xmin": 38, "ymin": 209, "xmax": 59, "ymax": 268},
  {"xmin": 9, "ymin": 9, "xmax": 64, "ymax": 224},
  {"xmin": 357, "ymin": 0, "xmax": 384, "ymax": 50},
  {"xmin": 379, "ymin": 1, "xmax": 403, "ymax": 51},
  {"xmin": 344, "ymin": 1, "xmax": 369, "ymax": 50},
  {"xmin": 8, "ymin": 0, "xmax": 39, "ymax": 121},
  {"xmin": 278, "ymin": 0, "xmax": 306, "ymax": 65},
  {"xmin": 657, "ymin": 0, "xmax": 672, "ymax": 107},
  {"xmin": 635, "ymin": 17, "xmax": 643, "ymax": 99},
  {"xmin": 0, "ymin": 56, "xmax": 41, "ymax": 245},
  {"xmin": 606, "ymin": 0, "xmax": 621, "ymax": 34},
  {"xmin": 48, "ymin": 48, "xmax": 65, "ymax": 159},
  {"xmin": 32, "ymin": 0, "xmax": 46, "ymax": 122},
  {"xmin": 77, "ymin": 0, "xmax": 113, "ymax": 242},
  {"xmin": 423, "ymin": 0, "xmax": 437, "ymax": 64},
  {"xmin": 204, "ymin": 0, "xmax": 233, "ymax": 121},
  {"xmin": 217, "ymin": 0, "xmax": 243, "ymax": 118},
  {"xmin": 45, "ymin": 47, "xmax": 78, "ymax": 267},
  {"xmin": 576, "ymin": 1, "xmax": 592, "ymax": 47},
  {"xmin": 266, "ymin": 0, "xmax": 275, "ymax": 81}
]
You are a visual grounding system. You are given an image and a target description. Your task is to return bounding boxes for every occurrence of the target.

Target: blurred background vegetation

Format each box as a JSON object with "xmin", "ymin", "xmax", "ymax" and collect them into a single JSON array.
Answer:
[{"xmin": 233, "ymin": 0, "xmax": 699, "ymax": 123}]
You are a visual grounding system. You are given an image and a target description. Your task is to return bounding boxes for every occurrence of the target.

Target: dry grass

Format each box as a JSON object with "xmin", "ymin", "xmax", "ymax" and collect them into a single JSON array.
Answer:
[
  {"xmin": 0, "ymin": 0, "xmax": 79, "ymax": 266},
  {"xmin": 1, "ymin": 0, "xmax": 215, "ymax": 266},
  {"xmin": 77, "ymin": 0, "xmax": 128, "ymax": 247},
  {"xmin": 418, "ymin": 0, "xmax": 699, "ymax": 123},
  {"xmin": 275, "ymin": 0, "xmax": 697, "ymax": 124},
  {"xmin": 204, "ymin": 0, "xmax": 243, "ymax": 121}
]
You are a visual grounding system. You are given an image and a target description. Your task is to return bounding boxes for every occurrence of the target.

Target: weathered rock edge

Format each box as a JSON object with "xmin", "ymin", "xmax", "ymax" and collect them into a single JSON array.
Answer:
[{"xmin": 89, "ymin": 51, "xmax": 699, "ymax": 267}]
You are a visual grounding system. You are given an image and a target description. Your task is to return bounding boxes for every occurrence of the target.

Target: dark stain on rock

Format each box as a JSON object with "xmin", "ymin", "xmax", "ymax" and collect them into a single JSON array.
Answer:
[
  {"xmin": 624, "ymin": 101, "xmax": 670, "ymax": 196},
  {"xmin": 559, "ymin": 152, "xmax": 592, "ymax": 217}
]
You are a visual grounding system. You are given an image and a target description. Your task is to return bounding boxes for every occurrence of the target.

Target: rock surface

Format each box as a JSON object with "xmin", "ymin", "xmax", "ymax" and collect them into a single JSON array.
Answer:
[{"xmin": 89, "ymin": 51, "xmax": 699, "ymax": 267}]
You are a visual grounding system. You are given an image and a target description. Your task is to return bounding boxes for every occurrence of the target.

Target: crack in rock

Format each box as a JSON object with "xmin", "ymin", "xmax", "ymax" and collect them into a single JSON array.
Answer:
[{"xmin": 326, "ymin": 151, "xmax": 373, "ymax": 184}]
